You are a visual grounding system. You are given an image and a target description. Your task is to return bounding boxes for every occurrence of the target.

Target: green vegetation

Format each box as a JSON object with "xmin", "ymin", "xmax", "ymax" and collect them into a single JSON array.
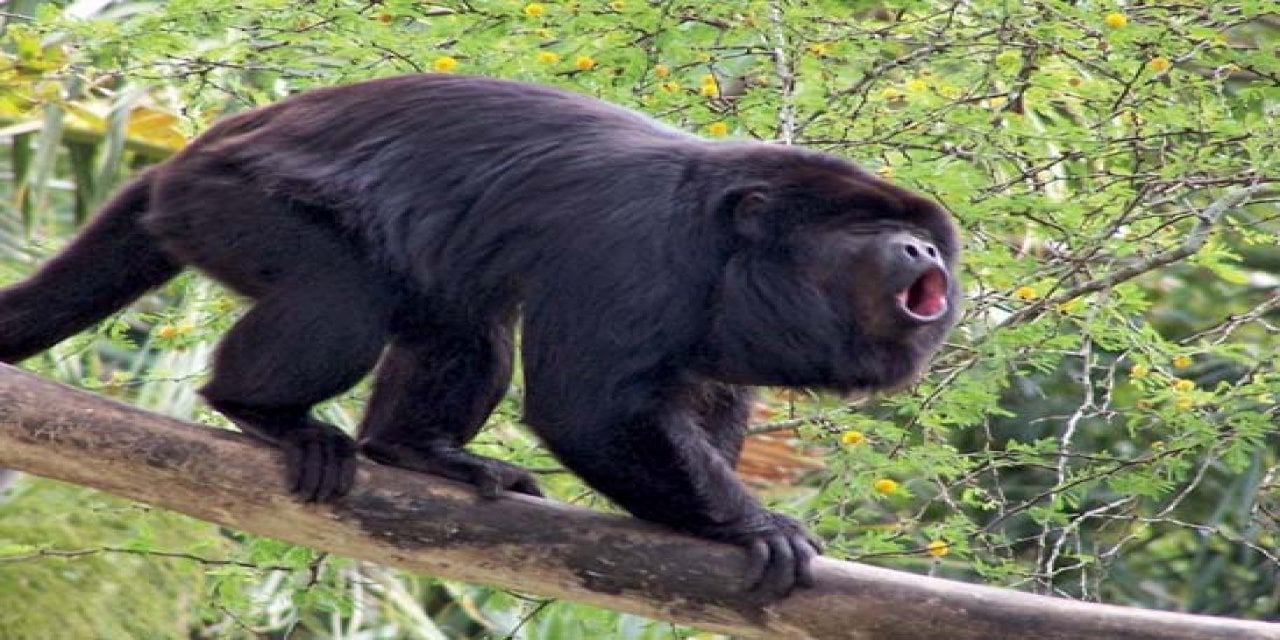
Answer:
[{"xmin": 1, "ymin": 1, "xmax": 1277, "ymax": 637}]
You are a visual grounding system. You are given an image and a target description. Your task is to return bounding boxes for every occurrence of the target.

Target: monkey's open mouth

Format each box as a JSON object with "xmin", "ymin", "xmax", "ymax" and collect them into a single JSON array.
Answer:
[{"xmin": 896, "ymin": 267, "xmax": 949, "ymax": 321}]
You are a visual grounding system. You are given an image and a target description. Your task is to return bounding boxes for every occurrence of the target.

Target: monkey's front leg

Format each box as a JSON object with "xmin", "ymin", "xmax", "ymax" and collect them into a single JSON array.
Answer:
[
  {"xmin": 357, "ymin": 324, "xmax": 543, "ymax": 498},
  {"xmin": 527, "ymin": 394, "xmax": 821, "ymax": 597}
]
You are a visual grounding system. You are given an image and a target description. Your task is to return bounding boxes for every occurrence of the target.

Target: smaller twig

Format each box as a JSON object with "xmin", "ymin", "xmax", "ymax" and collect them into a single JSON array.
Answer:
[
  {"xmin": 766, "ymin": 1, "xmax": 796, "ymax": 144},
  {"xmin": 995, "ymin": 183, "xmax": 1268, "ymax": 331},
  {"xmin": 0, "ymin": 545, "xmax": 293, "ymax": 571}
]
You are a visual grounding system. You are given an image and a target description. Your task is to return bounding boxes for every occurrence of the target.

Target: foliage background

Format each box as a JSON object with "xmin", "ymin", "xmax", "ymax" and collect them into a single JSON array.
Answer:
[{"xmin": 1, "ymin": 0, "xmax": 1277, "ymax": 637}]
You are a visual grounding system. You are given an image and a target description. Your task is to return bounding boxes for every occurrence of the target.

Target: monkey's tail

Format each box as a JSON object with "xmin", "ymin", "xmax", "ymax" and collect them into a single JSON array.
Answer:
[{"xmin": 0, "ymin": 170, "xmax": 181, "ymax": 363}]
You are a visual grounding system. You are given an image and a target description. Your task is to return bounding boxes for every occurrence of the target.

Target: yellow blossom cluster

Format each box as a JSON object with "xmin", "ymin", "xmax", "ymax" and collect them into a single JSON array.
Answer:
[
  {"xmin": 156, "ymin": 322, "xmax": 195, "ymax": 340},
  {"xmin": 433, "ymin": 56, "xmax": 458, "ymax": 73},
  {"xmin": 840, "ymin": 430, "xmax": 866, "ymax": 446},
  {"xmin": 1104, "ymin": 12, "xmax": 1128, "ymax": 28}
]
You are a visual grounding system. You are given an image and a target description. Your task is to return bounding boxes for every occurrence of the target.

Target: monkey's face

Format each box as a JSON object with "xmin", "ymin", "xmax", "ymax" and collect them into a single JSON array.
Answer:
[
  {"xmin": 699, "ymin": 167, "xmax": 961, "ymax": 394},
  {"xmin": 805, "ymin": 222, "xmax": 959, "ymax": 344}
]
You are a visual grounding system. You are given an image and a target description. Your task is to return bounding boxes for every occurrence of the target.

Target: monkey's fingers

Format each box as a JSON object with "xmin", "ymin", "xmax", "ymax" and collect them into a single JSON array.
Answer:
[
  {"xmin": 792, "ymin": 535, "xmax": 819, "ymax": 588},
  {"xmin": 284, "ymin": 428, "xmax": 357, "ymax": 502},
  {"xmin": 285, "ymin": 439, "xmax": 323, "ymax": 501},
  {"xmin": 743, "ymin": 538, "xmax": 771, "ymax": 590},
  {"xmin": 313, "ymin": 440, "xmax": 357, "ymax": 502},
  {"xmin": 806, "ymin": 530, "xmax": 825, "ymax": 554},
  {"xmin": 756, "ymin": 534, "xmax": 800, "ymax": 596}
]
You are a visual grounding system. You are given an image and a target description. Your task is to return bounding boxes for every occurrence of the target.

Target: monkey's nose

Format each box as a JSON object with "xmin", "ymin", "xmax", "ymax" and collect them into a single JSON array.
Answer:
[
  {"xmin": 883, "ymin": 233, "xmax": 942, "ymax": 271},
  {"xmin": 896, "ymin": 237, "xmax": 939, "ymax": 262}
]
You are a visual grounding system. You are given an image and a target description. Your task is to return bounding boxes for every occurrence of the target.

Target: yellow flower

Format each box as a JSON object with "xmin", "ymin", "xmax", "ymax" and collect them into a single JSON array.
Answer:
[
  {"xmin": 699, "ymin": 73, "xmax": 717, "ymax": 85},
  {"xmin": 575, "ymin": 55, "xmax": 596, "ymax": 70},
  {"xmin": 659, "ymin": 81, "xmax": 680, "ymax": 93},
  {"xmin": 1148, "ymin": 57, "xmax": 1172, "ymax": 73},
  {"xmin": 926, "ymin": 540, "xmax": 950, "ymax": 557},
  {"xmin": 875, "ymin": 166, "xmax": 894, "ymax": 180},
  {"xmin": 1172, "ymin": 354, "xmax": 1192, "ymax": 369},
  {"xmin": 536, "ymin": 51, "xmax": 560, "ymax": 64},
  {"xmin": 1174, "ymin": 395, "xmax": 1195, "ymax": 411},
  {"xmin": 700, "ymin": 83, "xmax": 719, "ymax": 97},
  {"xmin": 1129, "ymin": 364, "xmax": 1150, "ymax": 379},
  {"xmin": 609, "ymin": 0, "xmax": 625, "ymax": 10},
  {"xmin": 1173, "ymin": 378, "xmax": 1195, "ymax": 393},
  {"xmin": 534, "ymin": 28, "xmax": 553, "ymax": 38},
  {"xmin": 840, "ymin": 430, "xmax": 866, "ymax": 446},
  {"xmin": 653, "ymin": 63, "xmax": 671, "ymax": 78},
  {"xmin": 874, "ymin": 478, "xmax": 899, "ymax": 495},
  {"xmin": 880, "ymin": 87, "xmax": 901, "ymax": 100},
  {"xmin": 433, "ymin": 56, "xmax": 459, "ymax": 73},
  {"xmin": 807, "ymin": 43, "xmax": 830, "ymax": 57},
  {"xmin": 523, "ymin": 3, "xmax": 545, "ymax": 17},
  {"xmin": 156, "ymin": 323, "xmax": 193, "ymax": 339},
  {"xmin": 905, "ymin": 78, "xmax": 929, "ymax": 93},
  {"xmin": 1014, "ymin": 286, "xmax": 1037, "ymax": 301},
  {"xmin": 706, "ymin": 122, "xmax": 729, "ymax": 137},
  {"xmin": 1104, "ymin": 12, "xmax": 1128, "ymax": 28}
]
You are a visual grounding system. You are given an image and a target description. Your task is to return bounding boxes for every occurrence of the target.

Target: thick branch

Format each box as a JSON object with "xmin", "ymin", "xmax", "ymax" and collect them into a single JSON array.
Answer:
[{"xmin": 0, "ymin": 364, "xmax": 1275, "ymax": 639}]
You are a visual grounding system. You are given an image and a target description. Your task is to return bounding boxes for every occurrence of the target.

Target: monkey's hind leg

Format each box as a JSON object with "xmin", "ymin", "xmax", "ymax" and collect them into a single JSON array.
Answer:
[
  {"xmin": 148, "ymin": 176, "xmax": 397, "ymax": 502},
  {"xmin": 201, "ymin": 273, "xmax": 395, "ymax": 502},
  {"xmin": 357, "ymin": 314, "xmax": 542, "ymax": 498}
]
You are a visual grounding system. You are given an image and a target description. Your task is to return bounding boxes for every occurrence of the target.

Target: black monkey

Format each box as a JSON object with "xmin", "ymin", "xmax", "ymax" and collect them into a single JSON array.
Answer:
[{"xmin": 0, "ymin": 75, "xmax": 960, "ymax": 596}]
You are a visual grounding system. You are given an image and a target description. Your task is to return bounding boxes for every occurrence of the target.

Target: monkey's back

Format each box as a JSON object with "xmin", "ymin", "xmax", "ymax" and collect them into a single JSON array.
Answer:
[{"xmin": 162, "ymin": 74, "xmax": 707, "ymax": 304}]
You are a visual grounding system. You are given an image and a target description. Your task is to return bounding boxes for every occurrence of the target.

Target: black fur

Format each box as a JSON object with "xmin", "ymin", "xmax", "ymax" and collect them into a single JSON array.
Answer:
[{"xmin": 0, "ymin": 75, "xmax": 960, "ymax": 596}]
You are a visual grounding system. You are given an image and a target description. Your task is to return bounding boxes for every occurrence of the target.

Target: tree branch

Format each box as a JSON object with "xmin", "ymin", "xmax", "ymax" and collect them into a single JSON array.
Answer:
[
  {"xmin": 997, "ymin": 183, "xmax": 1269, "ymax": 330},
  {"xmin": 0, "ymin": 364, "xmax": 1275, "ymax": 640}
]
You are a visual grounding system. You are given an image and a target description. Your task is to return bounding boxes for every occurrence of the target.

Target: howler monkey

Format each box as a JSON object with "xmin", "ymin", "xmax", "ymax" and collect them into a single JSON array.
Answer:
[{"xmin": 0, "ymin": 75, "xmax": 960, "ymax": 596}]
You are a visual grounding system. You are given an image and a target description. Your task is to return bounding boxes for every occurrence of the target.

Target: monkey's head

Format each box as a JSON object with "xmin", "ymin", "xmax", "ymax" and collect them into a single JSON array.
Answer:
[{"xmin": 697, "ymin": 151, "xmax": 961, "ymax": 395}]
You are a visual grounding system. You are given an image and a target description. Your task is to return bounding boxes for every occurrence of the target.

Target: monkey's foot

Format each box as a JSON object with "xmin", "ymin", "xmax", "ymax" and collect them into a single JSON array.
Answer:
[
  {"xmin": 360, "ymin": 441, "xmax": 544, "ymax": 498},
  {"xmin": 211, "ymin": 401, "xmax": 357, "ymax": 503},
  {"xmin": 699, "ymin": 510, "xmax": 822, "ymax": 598},
  {"xmin": 279, "ymin": 422, "xmax": 358, "ymax": 502}
]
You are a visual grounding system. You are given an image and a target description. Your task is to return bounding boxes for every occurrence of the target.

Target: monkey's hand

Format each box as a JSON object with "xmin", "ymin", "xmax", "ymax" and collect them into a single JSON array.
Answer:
[
  {"xmin": 700, "ymin": 510, "xmax": 822, "ymax": 598},
  {"xmin": 361, "ymin": 441, "xmax": 544, "ymax": 499}
]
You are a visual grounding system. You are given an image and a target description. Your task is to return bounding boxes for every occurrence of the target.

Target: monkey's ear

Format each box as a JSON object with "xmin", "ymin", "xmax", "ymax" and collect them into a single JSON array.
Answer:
[{"xmin": 718, "ymin": 185, "xmax": 773, "ymax": 242}]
